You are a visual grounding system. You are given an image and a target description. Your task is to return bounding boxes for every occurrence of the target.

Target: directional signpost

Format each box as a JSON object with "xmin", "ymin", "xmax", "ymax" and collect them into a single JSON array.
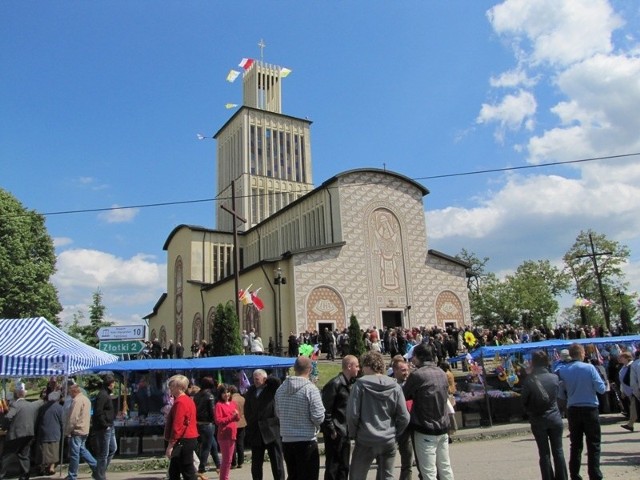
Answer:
[
  {"xmin": 99, "ymin": 340, "xmax": 146, "ymax": 355},
  {"xmin": 97, "ymin": 325, "xmax": 146, "ymax": 357},
  {"xmin": 97, "ymin": 325, "xmax": 146, "ymax": 341}
]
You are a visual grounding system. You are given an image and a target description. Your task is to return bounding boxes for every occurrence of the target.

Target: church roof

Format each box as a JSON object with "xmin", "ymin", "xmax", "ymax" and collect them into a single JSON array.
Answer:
[{"xmin": 322, "ymin": 168, "xmax": 429, "ymax": 196}]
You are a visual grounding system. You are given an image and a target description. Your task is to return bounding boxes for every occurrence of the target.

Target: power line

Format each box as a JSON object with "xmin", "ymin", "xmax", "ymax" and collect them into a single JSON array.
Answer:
[{"xmin": 7, "ymin": 151, "xmax": 639, "ymax": 218}]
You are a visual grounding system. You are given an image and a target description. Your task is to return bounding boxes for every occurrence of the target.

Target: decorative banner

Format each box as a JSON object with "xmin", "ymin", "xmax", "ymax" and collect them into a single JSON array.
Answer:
[
  {"xmin": 238, "ymin": 58, "xmax": 254, "ymax": 70},
  {"xmin": 280, "ymin": 67, "xmax": 292, "ymax": 77},
  {"xmin": 238, "ymin": 285, "xmax": 253, "ymax": 306},
  {"xmin": 226, "ymin": 69, "xmax": 240, "ymax": 82},
  {"xmin": 239, "ymin": 370, "xmax": 251, "ymax": 394}
]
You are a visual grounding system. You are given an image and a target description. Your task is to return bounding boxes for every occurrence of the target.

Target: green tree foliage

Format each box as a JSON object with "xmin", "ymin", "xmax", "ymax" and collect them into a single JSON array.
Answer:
[
  {"xmin": 347, "ymin": 313, "xmax": 365, "ymax": 358},
  {"xmin": 0, "ymin": 188, "xmax": 62, "ymax": 324},
  {"xmin": 65, "ymin": 289, "xmax": 112, "ymax": 347},
  {"xmin": 563, "ymin": 230, "xmax": 631, "ymax": 329},
  {"xmin": 463, "ymin": 254, "xmax": 569, "ymax": 328},
  {"xmin": 210, "ymin": 302, "xmax": 243, "ymax": 356}
]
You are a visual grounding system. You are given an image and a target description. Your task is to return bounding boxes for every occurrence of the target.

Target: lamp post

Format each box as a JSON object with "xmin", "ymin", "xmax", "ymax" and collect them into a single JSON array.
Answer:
[{"xmin": 274, "ymin": 267, "xmax": 286, "ymax": 356}]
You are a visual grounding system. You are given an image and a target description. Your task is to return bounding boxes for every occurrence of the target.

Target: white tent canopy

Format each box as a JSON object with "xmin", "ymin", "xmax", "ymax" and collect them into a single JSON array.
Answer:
[{"xmin": 0, "ymin": 317, "xmax": 118, "ymax": 378}]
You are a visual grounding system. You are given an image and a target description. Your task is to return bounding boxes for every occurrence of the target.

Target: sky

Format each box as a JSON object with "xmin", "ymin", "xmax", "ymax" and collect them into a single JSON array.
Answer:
[{"xmin": 2, "ymin": 0, "xmax": 639, "ymax": 327}]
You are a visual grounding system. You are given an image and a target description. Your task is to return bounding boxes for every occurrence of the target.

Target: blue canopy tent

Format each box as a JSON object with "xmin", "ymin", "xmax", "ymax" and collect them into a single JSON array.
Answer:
[
  {"xmin": 89, "ymin": 354, "xmax": 295, "ymax": 373},
  {"xmin": 0, "ymin": 317, "xmax": 118, "ymax": 378},
  {"xmin": 466, "ymin": 334, "xmax": 640, "ymax": 359},
  {"xmin": 456, "ymin": 334, "xmax": 640, "ymax": 427}
]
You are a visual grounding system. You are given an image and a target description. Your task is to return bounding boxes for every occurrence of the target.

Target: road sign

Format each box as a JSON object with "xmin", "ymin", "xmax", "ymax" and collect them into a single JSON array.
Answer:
[
  {"xmin": 99, "ymin": 340, "xmax": 146, "ymax": 355},
  {"xmin": 97, "ymin": 325, "xmax": 146, "ymax": 341}
]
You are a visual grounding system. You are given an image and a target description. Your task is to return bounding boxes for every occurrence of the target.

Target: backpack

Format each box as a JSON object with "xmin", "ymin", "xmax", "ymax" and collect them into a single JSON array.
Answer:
[{"xmin": 526, "ymin": 374, "xmax": 552, "ymax": 416}]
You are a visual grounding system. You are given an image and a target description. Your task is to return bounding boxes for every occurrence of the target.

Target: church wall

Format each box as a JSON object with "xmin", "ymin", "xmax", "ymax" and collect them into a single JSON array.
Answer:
[{"xmin": 292, "ymin": 171, "xmax": 470, "ymax": 332}]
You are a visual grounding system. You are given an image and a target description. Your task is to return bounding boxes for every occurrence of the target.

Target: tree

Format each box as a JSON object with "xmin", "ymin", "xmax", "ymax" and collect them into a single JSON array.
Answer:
[
  {"xmin": 347, "ymin": 313, "xmax": 365, "ymax": 358},
  {"xmin": 507, "ymin": 260, "xmax": 570, "ymax": 327},
  {"xmin": 65, "ymin": 289, "xmax": 112, "ymax": 347},
  {"xmin": 209, "ymin": 302, "xmax": 243, "ymax": 356},
  {"xmin": 0, "ymin": 188, "xmax": 62, "ymax": 324},
  {"xmin": 467, "ymin": 259, "xmax": 569, "ymax": 328},
  {"xmin": 456, "ymin": 248, "xmax": 489, "ymax": 294},
  {"xmin": 564, "ymin": 230, "xmax": 630, "ymax": 329}
]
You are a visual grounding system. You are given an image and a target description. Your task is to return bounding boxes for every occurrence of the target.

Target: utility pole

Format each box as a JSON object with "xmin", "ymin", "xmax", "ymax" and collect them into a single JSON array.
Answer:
[
  {"xmin": 220, "ymin": 181, "xmax": 247, "ymax": 323},
  {"xmin": 574, "ymin": 233, "xmax": 612, "ymax": 330}
]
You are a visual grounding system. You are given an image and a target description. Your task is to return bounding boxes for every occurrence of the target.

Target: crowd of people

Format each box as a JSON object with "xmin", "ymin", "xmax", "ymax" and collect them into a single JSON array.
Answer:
[
  {"xmin": 0, "ymin": 374, "xmax": 117, "ymax": 480},
  {"xmin": 2, "ymin": 322, "xmax": 637, "ymax": 480}
]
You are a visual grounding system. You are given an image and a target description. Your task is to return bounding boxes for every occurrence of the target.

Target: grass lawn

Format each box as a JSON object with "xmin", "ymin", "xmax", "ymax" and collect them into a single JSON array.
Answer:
[{"xmin": 316, "ymin": 360, "xmax": 342, "ymax": 388}]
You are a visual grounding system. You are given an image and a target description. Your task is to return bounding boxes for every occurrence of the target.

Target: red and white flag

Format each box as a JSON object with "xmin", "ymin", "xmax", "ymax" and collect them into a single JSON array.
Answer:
[
  {"xmin": 238, "ymin": 58, "xmax": 254, "ymax": 70},
  {"xmin": 251, "ymin": 288, "xmax": 264, "ymax": 311}
]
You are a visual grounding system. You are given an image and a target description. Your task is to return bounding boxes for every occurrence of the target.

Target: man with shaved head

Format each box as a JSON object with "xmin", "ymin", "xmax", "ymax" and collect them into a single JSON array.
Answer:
[{"xmin": 276, "ymin": 356, "xmax": 325, "ymax": 480}]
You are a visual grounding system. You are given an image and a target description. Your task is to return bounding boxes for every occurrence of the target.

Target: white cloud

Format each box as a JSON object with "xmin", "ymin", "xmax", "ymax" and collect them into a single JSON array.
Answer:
[
  {"xmin": 53, "ymin": 236, "xmax": 73, "ymax": 248},
  {"xmin": 53, "ymin": 248, "xmax": 166, "ymax": 325},
  {"xmin": 452, "ymin": 0, "xmax": 640, "ymax": 307},
  {"xmin": 489, "ymin": 69, "xmax": 538, "ymax": 88},
  {"xmin": 528, "ymin": 54, "xmax": 640, "ymax": 163},
  {"xmin": 488, "ymin": 0, "xmax": 622, "ymax": 67},
  {"xmin": 98, "ymin": 205, "xmax": 140, "ymax": 223},
  {"xmin": 476, "ymin": 89, "xmax": 537, "ymax": 141}
]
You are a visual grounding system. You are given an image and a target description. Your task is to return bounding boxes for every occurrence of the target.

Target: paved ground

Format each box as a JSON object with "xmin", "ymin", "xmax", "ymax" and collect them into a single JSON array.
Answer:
[{"xmin": 25, "ymin": 414, "xmax": 640, "ymax": 479}]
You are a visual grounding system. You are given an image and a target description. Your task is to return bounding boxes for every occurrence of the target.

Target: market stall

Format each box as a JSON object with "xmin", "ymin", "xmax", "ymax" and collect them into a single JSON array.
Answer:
[
  {"xmin": 88, "ymin": 354, "xmax": 296, "ymax": 455},
  {"xmin": 453, "ymin": 334, "xmax": 640, "ymax": 427},
  {"xmin": 0, "ymin": 317, "xmax": 119, "ymax": 467}
]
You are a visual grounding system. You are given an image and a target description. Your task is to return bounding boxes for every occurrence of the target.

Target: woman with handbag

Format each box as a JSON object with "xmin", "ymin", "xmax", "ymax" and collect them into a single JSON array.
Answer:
[
  {"xmin": 165, "ymin": 375, "xmax": 199, "ymax": 480},
  {"xmin": 522, "ymin": 350, "xmax": 568, "ymax": 480}
]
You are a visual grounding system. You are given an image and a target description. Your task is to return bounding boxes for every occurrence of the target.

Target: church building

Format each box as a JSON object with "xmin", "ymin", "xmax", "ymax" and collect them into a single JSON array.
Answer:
[{"xmin": 145, "ymin": 59, "xmax": 470, "ymax": 352}]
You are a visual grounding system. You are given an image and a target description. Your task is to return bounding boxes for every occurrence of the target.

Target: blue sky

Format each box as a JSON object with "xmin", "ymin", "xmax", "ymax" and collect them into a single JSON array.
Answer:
[{"xmin": 2, "ymin": 0, "xmax": 639, "ymax": 326}]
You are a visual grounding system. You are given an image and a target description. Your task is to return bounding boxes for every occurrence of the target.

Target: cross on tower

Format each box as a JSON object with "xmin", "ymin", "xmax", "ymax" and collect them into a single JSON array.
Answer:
[{"xmin": 258, "ymin": 39, "xmax": 266, "ymax": 61}]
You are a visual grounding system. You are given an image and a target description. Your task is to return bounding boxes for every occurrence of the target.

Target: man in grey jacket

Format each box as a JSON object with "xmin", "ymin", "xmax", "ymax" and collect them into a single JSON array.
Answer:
[
  {"xmin": 0, "ymin": 384, "xmax": 42, "ymax": 480},
  {"xmin": 275, "ymin": 356, "xmax": 325, "ymax": 480},
  {"xmin": 347, "ymin": 351, "xmax": 410, "ymax": 480}
]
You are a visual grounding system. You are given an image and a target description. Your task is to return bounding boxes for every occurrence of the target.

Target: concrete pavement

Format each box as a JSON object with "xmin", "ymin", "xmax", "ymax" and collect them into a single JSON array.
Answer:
[{"xmin": 26, "ymin": 413, "xmax": 639, "ymax": 479}]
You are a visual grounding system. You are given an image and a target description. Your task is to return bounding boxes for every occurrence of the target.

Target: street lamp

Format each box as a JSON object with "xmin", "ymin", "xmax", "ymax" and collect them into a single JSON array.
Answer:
[{"xmin": 274, "ymin": 267, "xmax": 287, "ymax": 356}]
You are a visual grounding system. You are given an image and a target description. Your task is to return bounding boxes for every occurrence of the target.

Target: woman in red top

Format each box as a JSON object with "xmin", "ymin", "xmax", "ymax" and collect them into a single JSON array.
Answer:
[
  {"xmin": 164, "ymin": 375, "xmax": 199, "ymax": 480},
  {"xmin": 215, "ymin": 384, "xmax": 240, "ymax": 480}
]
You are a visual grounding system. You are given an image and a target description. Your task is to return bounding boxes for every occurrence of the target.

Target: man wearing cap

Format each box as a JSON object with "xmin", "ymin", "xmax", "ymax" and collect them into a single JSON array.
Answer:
[
  {"xmin": 65, "ymin": 382, "xmax": 97, "ymax": 480},
  {"xmin": 0, "ymin": 384, "xmax": 42, "ymax": 480},
  {"xmin": 92, "ymin": 374, "xmax": 117, "ymax": 480}
]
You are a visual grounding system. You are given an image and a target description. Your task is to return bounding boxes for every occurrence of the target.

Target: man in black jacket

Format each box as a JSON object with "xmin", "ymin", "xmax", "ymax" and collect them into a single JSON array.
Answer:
[
  {"xmin": 244, "ymin": 370, "xmax": 284, "ymax": 480},
  {"xmin": 321, "ymin": 355, "xmax": 359, "ymax": 480},
  {"xmin": 92, "ymin": 374, "xmax": 116, "ymax": 480},
  {"xmin": 403, "ymin": 344, "xmax": 454, "ymax": 480}
]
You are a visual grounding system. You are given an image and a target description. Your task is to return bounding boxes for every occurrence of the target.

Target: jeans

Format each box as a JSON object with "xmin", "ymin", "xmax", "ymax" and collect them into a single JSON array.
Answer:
[
  {"xmin": 232, "ymin": 427, "xmax": 245, "ymax": 467},
  {"xmin": 324, "ymin": 433, "xmax": 350, "ymax": 480},
  {"xmin": 68, "ymin": 434, "xmax": 97, "ymax": 480},
  {"xmin": 397, "ymin": 427, "xmax": 414, "ymax": 480},
  {"xmin": 567, "ymin": 406, "xmax": 602, "ymax": 480},
  {"xmin": 531, "ymin": 418, "xmax": 568, "ymax": 480},
  {"xmin": 349, "ymin": 440, "xmax": 396, "ymax": 480},
  {"xmin": 94, "ymin": 427, "xmax": 117, "ymax": 480},
  {"xmin": 197, "ymin": 423, "xmax": 221, "ymax": 472},
  {"xmin": 412, "ymin": 431, "xmax": 454, "ymax": 480},
  {"xmin": 282, "ymin": 440, "xmax": 320, "ymax": 480}
]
